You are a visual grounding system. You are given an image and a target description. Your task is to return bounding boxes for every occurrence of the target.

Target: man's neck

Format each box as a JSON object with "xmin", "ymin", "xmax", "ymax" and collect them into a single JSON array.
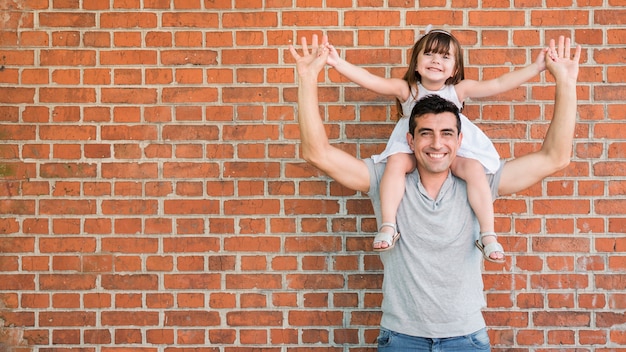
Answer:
[{"xmin": 417, "ymin": 169, "xmax": 450, "ymax": 199}]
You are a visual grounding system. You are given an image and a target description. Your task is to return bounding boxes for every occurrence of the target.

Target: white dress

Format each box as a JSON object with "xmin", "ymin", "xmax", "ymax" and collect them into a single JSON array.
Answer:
[{"xmin": 371, "ymin": 83, "xmax": 500, "ymax": 174}]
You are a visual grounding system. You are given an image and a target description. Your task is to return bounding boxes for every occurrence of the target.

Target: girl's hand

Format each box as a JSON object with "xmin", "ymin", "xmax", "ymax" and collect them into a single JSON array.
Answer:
[
  {"xmin": 325, "ymin": 43, "xmax": 340, "ymax": 67},
  {"xmin": 534, "ymin": 47, "xmax": 549, "ymax": 72}
]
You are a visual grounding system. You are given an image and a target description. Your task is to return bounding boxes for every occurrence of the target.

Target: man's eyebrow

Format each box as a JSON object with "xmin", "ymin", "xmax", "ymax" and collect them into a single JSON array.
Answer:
[{"xmin": 417, "ymin": 127, "xmax": 457, "ymax": 133}]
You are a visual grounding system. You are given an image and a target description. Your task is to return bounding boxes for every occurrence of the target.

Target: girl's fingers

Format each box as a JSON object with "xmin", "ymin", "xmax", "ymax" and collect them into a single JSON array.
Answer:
[
  {"xmin": 564, "ymin": 37, "xmax": 571, "ymax": 58},
  {"xmin": 547, "ymin": 39, "xmax": 558, "ymax": 62},
  {"xmin": 319, "ymin": 46, "xmax": 326, "ymax": 56}
]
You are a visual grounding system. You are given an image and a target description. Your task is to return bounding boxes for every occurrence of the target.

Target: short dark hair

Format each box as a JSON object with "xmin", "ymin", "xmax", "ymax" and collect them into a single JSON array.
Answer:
[{"xmin": 408, "ymin": 95, "xmax": 462, "ymax": 137}]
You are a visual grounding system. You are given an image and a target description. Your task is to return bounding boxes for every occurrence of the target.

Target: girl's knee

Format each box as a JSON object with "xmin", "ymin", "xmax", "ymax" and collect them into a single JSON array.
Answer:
[
  {"xmin": 386, "ymin": 153, "xmax": 415, "ymax": 173},
  {"xmin": 452, "ymin": 157, "xmax": 485, "ymax": 179}
]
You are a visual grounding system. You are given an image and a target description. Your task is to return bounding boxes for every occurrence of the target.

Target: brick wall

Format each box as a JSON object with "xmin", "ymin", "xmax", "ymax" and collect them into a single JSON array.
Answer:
[{"xmin": 0, "ymin": 0, "xmax": 625, "ymax": 351}]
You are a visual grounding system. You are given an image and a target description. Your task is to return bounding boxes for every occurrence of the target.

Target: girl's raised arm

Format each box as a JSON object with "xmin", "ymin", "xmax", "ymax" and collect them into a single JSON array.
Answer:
[
  {"xmin": 326, "ymin": 43, "xmax": 410, "ymax": 101},
  {"xmin": 455, "ymin": 47, "xmax": 549, "ymax": 101}
]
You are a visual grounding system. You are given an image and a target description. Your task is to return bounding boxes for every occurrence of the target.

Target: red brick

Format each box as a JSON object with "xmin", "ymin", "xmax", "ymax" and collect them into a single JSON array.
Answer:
[
  {"xmin": 288, "ymin": 311, "xmax": 344, "ymax": 326},
  {"xmin": 164, "ymin": 311, "xmax": 220, "ymax": 326},
  {"xmin": 161, "ymin": 12, "xmax": 219, "ymax": 27},
  {"xmin": 100, "ymin": 12, "xmax": 157, "ymax": 28},
  {"xmin": 39, "ymin": 274, "xmax": 96, "ymax": 290},
  {"xmin": 227, "ymin": 311, "xmax": 282, "ymax": 326}
]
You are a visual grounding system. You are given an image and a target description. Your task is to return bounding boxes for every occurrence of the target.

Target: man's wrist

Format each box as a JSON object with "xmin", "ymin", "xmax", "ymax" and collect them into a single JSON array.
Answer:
[
  {"xmin": 555, "ymin": 76, "xmax": 577, "ymax": 86},
  {"xmin": 298, "ymin": 74, "xmax": 320, "ymax": 85}
]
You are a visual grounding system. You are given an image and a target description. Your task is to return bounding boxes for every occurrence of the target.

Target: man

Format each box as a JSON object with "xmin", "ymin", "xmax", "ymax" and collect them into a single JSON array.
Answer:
[{"xmin": 289, "ymin": 35, "xmax": 581, "ymax": 351}]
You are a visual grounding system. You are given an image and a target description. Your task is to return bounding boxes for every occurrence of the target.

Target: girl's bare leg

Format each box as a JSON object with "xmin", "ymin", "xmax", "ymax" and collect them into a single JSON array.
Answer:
[
  {"xmin": 451, "ymin": 157, "xmax": 504, "ymax": 261},
  {"xmin": 375, "ymin": 153, "xmax": 416, "ymax": 250}
]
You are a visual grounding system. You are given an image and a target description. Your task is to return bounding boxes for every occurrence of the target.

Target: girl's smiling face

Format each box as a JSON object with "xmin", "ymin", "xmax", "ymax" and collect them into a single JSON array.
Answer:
[
  {"xmin": 403, "ymin": 30, "xmax": 465, "ymax": 89},
  {"xmin": 416, "ymin": 45, "xmax": 458, "ymax": 89}
]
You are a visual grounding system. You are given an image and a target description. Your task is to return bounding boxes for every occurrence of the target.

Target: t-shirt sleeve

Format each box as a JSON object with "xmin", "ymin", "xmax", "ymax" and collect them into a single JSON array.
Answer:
[
  {"xmin": 365, "ymin": 158, "xmax": 385, "ymax": 225},
  {"xmin": 487, "ymin": 160, "xmax": 506, "ymax": 200}
]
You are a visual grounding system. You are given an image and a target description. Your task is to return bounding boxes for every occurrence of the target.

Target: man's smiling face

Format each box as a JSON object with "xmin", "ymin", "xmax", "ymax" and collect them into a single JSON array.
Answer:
[{"xmin": 407, "ymin": 111, "xmax": 462, "ymax": 176}]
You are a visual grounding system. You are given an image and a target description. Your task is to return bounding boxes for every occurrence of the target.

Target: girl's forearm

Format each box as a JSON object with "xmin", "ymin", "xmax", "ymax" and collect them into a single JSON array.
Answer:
[
  {"xmin": 491, "ymin": 62, "xmax": 542, "ymax": 93},
  {"xmin": 332, "ymin": 58, "xmax": 379, "ymax": 88}
]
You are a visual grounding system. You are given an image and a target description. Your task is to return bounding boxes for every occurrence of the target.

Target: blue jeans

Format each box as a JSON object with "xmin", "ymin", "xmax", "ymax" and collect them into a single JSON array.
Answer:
[{"xmin": 377, "ymin": 327, "xmax": 491, "ymax": 351}]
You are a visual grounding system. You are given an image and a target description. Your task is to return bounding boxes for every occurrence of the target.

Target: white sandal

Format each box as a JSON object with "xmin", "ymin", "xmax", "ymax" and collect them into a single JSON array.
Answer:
[
  {"xmin": 373, "ymin": 222, "xmax": 400, "ymax": 252},
  {"xmin": 474, "ymin": 231, "xmax": 505, "ymax": 263}
]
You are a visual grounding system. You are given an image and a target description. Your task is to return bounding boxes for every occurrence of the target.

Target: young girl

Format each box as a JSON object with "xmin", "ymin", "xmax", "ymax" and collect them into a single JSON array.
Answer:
[{"xmin": 325, "ymin": 28, "xmax": 548, "ymax": 263}]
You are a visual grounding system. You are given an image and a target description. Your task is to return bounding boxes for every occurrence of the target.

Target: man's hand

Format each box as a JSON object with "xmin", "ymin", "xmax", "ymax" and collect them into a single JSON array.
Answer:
[
  {"xmin": 289, "ymin": 34, "xmax": 329, "ymax": 82},
  {"xmin": 545, "ymin": 35, "xmax": 581, "ymax": 83}
]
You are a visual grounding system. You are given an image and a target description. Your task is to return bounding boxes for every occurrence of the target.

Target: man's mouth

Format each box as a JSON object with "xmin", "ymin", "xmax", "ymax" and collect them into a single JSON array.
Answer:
[{"xmin": 427, "ymin": 152, "xmax": 446, "ymax": 159}]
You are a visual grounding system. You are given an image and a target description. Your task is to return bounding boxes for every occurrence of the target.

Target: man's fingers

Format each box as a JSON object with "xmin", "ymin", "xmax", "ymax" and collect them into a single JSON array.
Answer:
[
  {"xmin": 573, "ymin": 44, "xmax": 582, "ymax": 62},
  {"xmin": 311, "ymin": 34, "xmax": 319, "ymax": 50},
  {"xmin": 288, "ymin": 45, "xmax": 300, "ymax": 60},
  {"xmin": 321, "ymin": 34, "xmax": 329, "ymax": 47},
  {"xmin": 300, "ymin": 36, "xmax": 309, "ymax": 56}
]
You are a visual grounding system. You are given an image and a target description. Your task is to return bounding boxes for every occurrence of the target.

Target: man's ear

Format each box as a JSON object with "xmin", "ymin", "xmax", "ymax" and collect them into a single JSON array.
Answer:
[
  {"xmin": 406, "ymin": 132, "xmax": 415, "ymax": 152},
  {"xmin": 458, "ymin": 131, "xmax": 463, "ymax": 147}
]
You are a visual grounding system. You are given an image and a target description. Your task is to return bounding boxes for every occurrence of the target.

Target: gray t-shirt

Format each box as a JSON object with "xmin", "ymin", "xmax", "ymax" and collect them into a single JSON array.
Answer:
[{"xmin": 365, "ymin": 158, "xmax": 504, "ymax": 338}]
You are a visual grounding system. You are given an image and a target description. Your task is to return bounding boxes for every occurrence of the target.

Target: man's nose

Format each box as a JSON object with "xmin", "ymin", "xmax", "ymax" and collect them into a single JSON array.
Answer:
[{"xmin": 430, "ymin": 135, "xmax": 443, "ymax": 148}]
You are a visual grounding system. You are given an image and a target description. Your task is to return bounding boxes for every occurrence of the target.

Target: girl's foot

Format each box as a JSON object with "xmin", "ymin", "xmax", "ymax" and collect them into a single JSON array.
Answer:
[
  {"xmin": 373, "ymin": 222, "xmax": 400, "ymax": 251},
  {"xmin": 475, "ymin": 232, "xmax": 505, "ymax": 263}
]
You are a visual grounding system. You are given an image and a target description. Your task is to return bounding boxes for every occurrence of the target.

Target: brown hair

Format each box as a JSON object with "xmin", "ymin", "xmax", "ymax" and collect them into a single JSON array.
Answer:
[{"xmin": 394, "ymin": 30, "xmax": 465, "ymax": 120}]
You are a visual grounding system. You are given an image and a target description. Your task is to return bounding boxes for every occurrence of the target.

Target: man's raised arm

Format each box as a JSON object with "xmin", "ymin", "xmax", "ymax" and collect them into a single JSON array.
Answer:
[
  {"xmin": 499, "ymin": 36, "xmax": 582, "ymax": 195},
  {"xmin": 289, "ymin": 35, "xmax": 371, "ymax": 193}
]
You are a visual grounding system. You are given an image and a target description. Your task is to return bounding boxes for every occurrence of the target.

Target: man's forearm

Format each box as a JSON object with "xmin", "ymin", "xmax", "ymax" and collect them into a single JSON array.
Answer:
[
  {"xmin": 297, "ymin": 74, "xmax": 329, "ymax": 165},
  {"xmin": 540, "ymin": 77, "xmax": 578, "ymax": 168}
]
